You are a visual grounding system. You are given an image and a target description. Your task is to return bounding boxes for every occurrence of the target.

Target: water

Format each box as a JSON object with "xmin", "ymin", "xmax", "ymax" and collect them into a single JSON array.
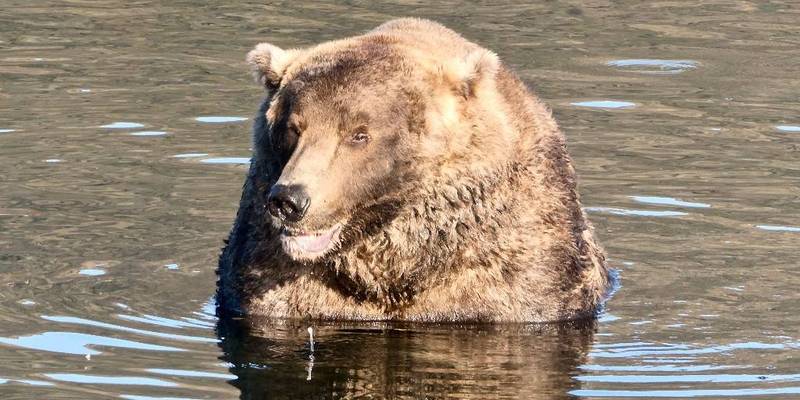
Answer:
[
  {"xmin": 605, "ymin": 59, "xmax": 699, "ymax": 75},
  {"xmin": 1, "ymin": 1, "xmax": 799, "ymax": 398},
  {"xmin": 776, "ymin": 125, "xmax": 800, "ymax": 133},
  {"xmin": 571, "ymin": 100, "xmax": 637, "ymax": 109}
]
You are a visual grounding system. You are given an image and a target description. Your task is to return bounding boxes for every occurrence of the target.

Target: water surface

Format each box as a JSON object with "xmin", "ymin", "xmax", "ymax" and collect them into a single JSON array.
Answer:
[{"xmin": 1, "ymin": 1, "xmax": 799, "ymax": 398}]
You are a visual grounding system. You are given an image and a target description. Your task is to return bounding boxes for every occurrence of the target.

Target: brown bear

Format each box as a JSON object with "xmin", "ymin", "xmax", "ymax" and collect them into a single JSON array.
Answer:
[{"xmin": 217, "ymin": 18, "xmax": 611, "ymax": 323}]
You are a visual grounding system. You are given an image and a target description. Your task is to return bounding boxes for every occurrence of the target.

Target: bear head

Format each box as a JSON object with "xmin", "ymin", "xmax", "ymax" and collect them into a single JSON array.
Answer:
[{"xmin": 246, "ymin": 20, "xmax": 502, "ymax": 262}]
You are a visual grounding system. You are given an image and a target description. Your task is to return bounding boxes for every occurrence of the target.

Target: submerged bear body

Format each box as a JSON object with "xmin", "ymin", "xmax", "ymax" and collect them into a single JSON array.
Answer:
[{"xmin": 217, "ymin": 18, "xmax": 611, "ymax": 323}]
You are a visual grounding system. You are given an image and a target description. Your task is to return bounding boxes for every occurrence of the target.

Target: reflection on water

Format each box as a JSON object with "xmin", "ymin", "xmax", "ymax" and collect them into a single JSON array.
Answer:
[
  {"xmin": 100, "ymin": 122, "xmax": 145, "ymax": 129},
  {"xmin": 572, "ymin": 387, "xmax": 800, "ymax": 398},
  {"xmin": 571, "ymin": 100, "xmax": 637, "ymax": 109},
  {"xmin": 163, "ymin": 263, "xmax": 180, "ymax": 270},
  {"xmin": 172, "ymin": 153, "xmax": 208, "ymax": 158},
  {"xmin": 586, "ymin": 207, "xmax": 688, "ymax": 218},
  {"xmin": 78, "ymin": 268, "xmax": 106, "ymax": 276},
  {"xmin": 145, "ymin": 368, "xmax": 236, "ymax": 380},
  {"xmin": 130, "ymin": 131, "xmax": 168, "ymax": 137},
  {"xmin": 41, "ymin": 315, "xmax": 218, "ymax": 343},
  {"xmin": 199, "ymin": 157, "xmax": 251, "ymax": 165},
  {"xmin": 1, "ymin": 0, "xmax": 799, "ymax": 398},
  {"xmin": 775, "ymin": 125, "xmax": 800, "ymax": 132},
  {"xmin": 607, "ymin": 59, "xmax": 698, "ymax": 74},
  {"xmin": 195, "ymin": 116, "xmax": 248, "ymax": 123},
  {"xmin": 0, "ymin": 331, "xmax": 183, "ymax": 355},
  {"xmin": 44, "ymin": 373, "xmax": 179, "ymax": 387},
  {"xmin": 629, "ymin": 196, "xmax": 711, "ymax": 209},
  {"xmin": 219, "ymin": 317, "xmax": 595, "ymax": 399},
  {"xmin": 756, "ymin": 225, "xmax": 800, "ymax": 233}
]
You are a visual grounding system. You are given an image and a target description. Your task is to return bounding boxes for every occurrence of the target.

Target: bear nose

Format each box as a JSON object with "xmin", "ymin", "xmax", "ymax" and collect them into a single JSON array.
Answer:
[{"xmin": 267, "ymin": 184, "xmax": 310, "ymax": 223}]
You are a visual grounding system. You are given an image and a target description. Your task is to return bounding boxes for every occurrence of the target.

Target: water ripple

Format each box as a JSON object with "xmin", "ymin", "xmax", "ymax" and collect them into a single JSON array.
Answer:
[
  {"xmin": 172, "ymin": 153, "xmax": 208, "ymax": 158},
  {"xmin": 590, "ymin": 342, "xmax": 785, "ymax": 358},
  {"xmin": 145, "ymin": 368, "xmax": 236, "ymax": 380},
  {"xmin": 194, "ymin": 116, "xmax": 247, "ymax": 123},
  {"xmin": 120, "ymin": 395, "xmax": 201, "ymax": 400},
  {"xmin": 757, "ymin": 225, "xmax": 800, "ymax": 232},
  {"xmin": 0, "ymin": 331, "xmax": 183, "ymax": 355},
  {"xmin": 130, "ymin": 131, "xmax": 167, "ymax": 137},
  {"xmin": 581, "ymin": 364, "xmax": 743, "ymax": 372},
  {"xmin": 585, "ymin": 207, "xmax": 687, "ymax": 217},
  {"xmin": 776, "ymin": 125, "xmax": 800, "ymax": 132},
  {"xmin": 44, "ymin": 373, "xmax": 178, "ymax": 387},
  {"xmin": 79, "ymin": 268, "xmax": 106, "ymax": 276},
  {"xmin": 41, "ymin": 316, "xmax": 218, "ymax": 344},
  {"xmin": 100, "ymin": 122, "xmax": 145, "ymax": 129},
  {"xmin": 0, "ymin": 377, "xmax": 53, "ymax": 386},
  {"xmin": 571, "ymin": 100, "xmax": 636, "ymax": 109},
  {"xmin": 199, "ymin": 157, "xmax": 250, "ymax": 165},
  {"xmin": 117, "ymin": 314, "xmax": 214, "ymax": 330},
  {"xmin": 630, "ymin": 196, "xmax": 710, "ymax": 208},
  {"xmin": 607, "ymin": 59, "xmax": 698, "ymax": 74},
  {"xmin": 577, "ymin": 373, "xmax": 800, "ymax": 383},
  {"xmin": 571, "ymin": 387, "xmax": 800, "ymax": 398}
]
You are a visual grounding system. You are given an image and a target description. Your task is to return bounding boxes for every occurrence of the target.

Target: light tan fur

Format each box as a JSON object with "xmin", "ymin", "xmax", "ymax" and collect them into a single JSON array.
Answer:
[{"xmin": 218, "ymin": 18, "xmax": 611, "ymax": 323}]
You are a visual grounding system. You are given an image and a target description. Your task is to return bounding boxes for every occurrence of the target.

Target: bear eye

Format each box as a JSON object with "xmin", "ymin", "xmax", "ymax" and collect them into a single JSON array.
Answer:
[
  {"xmin": 349, "ymin": 128, "xmax": 370, "ymax": 145},
  {"xmin": 286, "ymin": 123, "xmax": 301, "ymax": 137}
]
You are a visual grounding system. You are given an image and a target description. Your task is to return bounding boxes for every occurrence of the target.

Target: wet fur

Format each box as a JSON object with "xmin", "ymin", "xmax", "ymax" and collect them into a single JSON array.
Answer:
[{"xmin": 217, "ymin": 18, "xmax": 611, "ymax": 322}]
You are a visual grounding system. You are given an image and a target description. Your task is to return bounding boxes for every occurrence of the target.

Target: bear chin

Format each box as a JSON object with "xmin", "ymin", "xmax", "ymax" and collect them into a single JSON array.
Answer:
[{"xmin": 278, "ymin": 223, "xmax": 343, "ymax": 261}]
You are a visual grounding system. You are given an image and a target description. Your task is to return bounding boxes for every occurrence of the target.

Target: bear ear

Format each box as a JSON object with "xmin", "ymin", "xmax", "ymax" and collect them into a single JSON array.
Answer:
[
  {"xmin": 246, "ymin": 43, "xmax": 301, "ymax": 89},
  {"xmin": 442, "ymin": 48, "xmax": 500, "ymax": 99}
]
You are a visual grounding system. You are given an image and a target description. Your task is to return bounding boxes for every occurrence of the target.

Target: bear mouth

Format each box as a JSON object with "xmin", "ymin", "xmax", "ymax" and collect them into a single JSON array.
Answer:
[{"xmin": 279, "ymin": 223, "xmax": 343, "ymax": 261}]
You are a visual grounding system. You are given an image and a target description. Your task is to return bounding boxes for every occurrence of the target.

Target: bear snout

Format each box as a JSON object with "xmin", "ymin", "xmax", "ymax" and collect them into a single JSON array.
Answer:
[{"xmin": 267, "ymin": 184, "xmax": 310, "ymax": 223}]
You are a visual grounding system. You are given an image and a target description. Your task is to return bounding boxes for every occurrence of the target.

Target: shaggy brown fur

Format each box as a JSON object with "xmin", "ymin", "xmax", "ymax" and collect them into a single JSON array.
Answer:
[{"xmin": 217, "ymin": 18, "xmax": 611, "ymax": 322}]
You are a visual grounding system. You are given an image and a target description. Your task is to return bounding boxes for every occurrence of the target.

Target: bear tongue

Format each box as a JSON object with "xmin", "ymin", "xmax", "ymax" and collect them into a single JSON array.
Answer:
[{"xmin": 292, "ymin": 226, "xmax": 339, "ymax": 253}]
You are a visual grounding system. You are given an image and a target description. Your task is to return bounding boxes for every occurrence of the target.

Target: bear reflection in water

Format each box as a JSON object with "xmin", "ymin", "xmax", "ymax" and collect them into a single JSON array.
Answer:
[{"xmin": 218, "ymin": 316, "xmax": 595, "ymax": 399}]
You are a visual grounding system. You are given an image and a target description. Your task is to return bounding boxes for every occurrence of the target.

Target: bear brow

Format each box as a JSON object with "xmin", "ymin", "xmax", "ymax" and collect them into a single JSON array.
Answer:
[
  {"xmin": 335, "ymin": 110, "xmax": 370, "ymax": 133},
  {"xmin": 287, "ymin": 113, "xmax": 306, "ymax": 131}
]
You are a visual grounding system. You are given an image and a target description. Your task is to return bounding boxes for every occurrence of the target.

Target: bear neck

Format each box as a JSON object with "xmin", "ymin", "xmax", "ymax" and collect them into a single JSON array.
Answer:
[{"xmin": 328, "ymin": 157, "xmax": 522, "ymax": 310}]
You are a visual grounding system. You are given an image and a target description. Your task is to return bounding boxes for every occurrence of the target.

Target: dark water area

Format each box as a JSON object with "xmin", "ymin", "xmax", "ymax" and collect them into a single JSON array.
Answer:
[{"xmin": 1, "ymin": 1, "xmax": 799, "ymax": 398}]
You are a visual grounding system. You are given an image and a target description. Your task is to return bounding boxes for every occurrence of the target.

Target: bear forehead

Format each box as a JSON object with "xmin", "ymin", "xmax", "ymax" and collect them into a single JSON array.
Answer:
[
  {"xmin": 274, "ymin": 55, "xmax": 409, "ymax": 120},
  {"xmin": 283, "ymin": 38, "xmax": 408, "ymax": 92}
]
